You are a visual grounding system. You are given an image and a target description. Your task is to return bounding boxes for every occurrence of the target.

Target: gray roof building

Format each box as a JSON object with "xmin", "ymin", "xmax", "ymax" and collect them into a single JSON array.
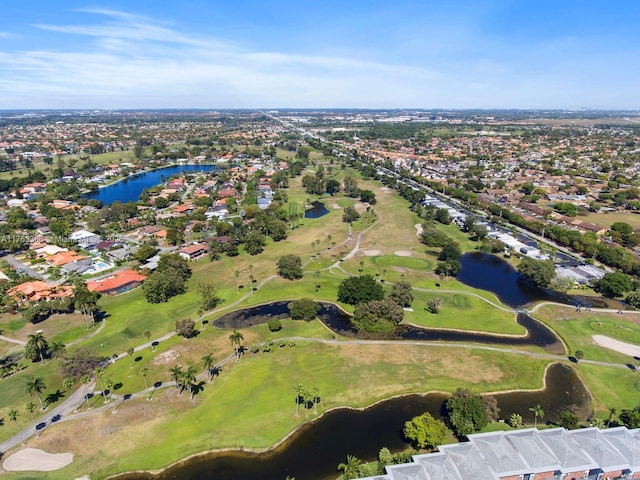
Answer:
[{"xmin": 358, "ymin": 427, "xmax": 640, "ymax": 480}]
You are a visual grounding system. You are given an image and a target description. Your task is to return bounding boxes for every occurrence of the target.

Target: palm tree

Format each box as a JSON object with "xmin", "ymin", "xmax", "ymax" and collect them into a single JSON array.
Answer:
[
  {"xmin": 63, "ymin": 377, "xmax": 75, "ymax": 396},
  {"xmin": 234, "ymin": 270, "xmax": 240, "ymax": 294},
  {"xmin": 94, "ymin": 367, "xmax": 107, "ymax": 402},
  {"xmin": 26, "ymin": 402, "xmax": 37, "ymax": 423},
  {"xmin": 509, "ymin": 413, "xmax": 523, "ymax": 429},
  {"xmin": 303, "ymin": 389, "xmax": 313, "ymax": 418},
  {"xmin": 182, "ymin": 365, "xmax": 197, "ymax": 400},
  {"xmin": 127, "ymin": 347, "xmax": 135, "ymax": 368},
  {"xmin": 607, "ymin": 407, "xmax": 617, "ymax": 428},
  {"xmin": 337, "ymin": 455, "xmax": 362, "ymax": 480},
  {"xmin": 8, "ymin": 409, "xmax": 23, "ymax": 444},
  {"xmin": 312, "ymin": 386, "xmax": 320, "ymax": 414},
  {"xmin": 529, "ymin": 404, "xmax": 544, "ymax": 428},
  {"xmin": 26, "ymin": 332, "xmax": 49, "ymax": 363},
  {"xmin": 202, "ymin": 354, "xmax": 215, "ymax": 383},
  {"xmin": 143, "ymin": 330, "xmax": 152, "ymax": 350},
  {"xmin": 105, "ymin": 378, "xmax": 114, "ymax": 403},
  {"xmin": 48, "ymin": 341, "xmax": 66, "ymax": 360},
  {"xmin": 229, "ymin": 329, "xmax": 244, "ymax": 361},
  {"xmin": 294, "ymin": 384, "xmax": 304, "ymax": 417},
  {"xmin": 170, "ymin": 365, "xmax": 183, "ymax": 394},
  {"xmin": 140, "ymin": 367, "xmax": 150, "ymax": 399},
  {"xmin": 25, "ymin": 376, "xmax": 46, "ymax": 410}
]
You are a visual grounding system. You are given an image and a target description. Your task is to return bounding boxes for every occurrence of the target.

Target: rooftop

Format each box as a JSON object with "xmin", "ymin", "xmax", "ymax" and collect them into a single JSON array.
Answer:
[{"xmin": 358, "ymin": 427, "xmax": 640, "ymax": 480}]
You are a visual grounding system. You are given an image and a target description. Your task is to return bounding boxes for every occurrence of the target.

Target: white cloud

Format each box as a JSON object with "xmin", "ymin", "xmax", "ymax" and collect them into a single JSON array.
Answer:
[
  {"xmin": 0, "ymin": 9, "xmax": 444, "ymax": 108},
  {"xmin": 0, "ymin": 8, "xmax": 638, "ymax": 109}
]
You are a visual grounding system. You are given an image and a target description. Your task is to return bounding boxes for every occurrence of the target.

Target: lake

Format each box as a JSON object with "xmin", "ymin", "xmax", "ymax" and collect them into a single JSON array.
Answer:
[
  {"xmin": 114, "ymin": 253, "xmax": 601, "ymax": 479},
  {"xmin": 85, "ymin": 164, "xmax": 220, "ymax": 205},
  {"xmin": 113, "ymin": 364, "xmax": 589, "ymax": 480}
]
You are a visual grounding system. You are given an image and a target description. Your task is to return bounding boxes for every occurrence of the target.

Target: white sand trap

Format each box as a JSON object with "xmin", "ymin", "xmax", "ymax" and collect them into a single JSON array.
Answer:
[
  {"xmin": 394, "ymin": 250, "xmax": 413, "ymax": 257},
  {"xmin": 3, "ymin": 448, "xmax": 73, "ymax": 472},
  {"xmin": 363, "ymin": 249, "xmax": 382, "ymax": 256},
  {"xmin": 380, "ymin": 186, "xmax": 393, "ymax": 193},
  {"xmin": 75, "ymin": 476, "xmax": 90, "ymax": 480},
  {"xmin": 592, "ymin": 335, "xmax": 640, "ymax": 357},
  {"xmin": 332, "ymin": 203, "xmax": 340, "ymax": 209},
  {"xmin": 415, "ymin": 223, "xmax": 423, "ymax": 236}
]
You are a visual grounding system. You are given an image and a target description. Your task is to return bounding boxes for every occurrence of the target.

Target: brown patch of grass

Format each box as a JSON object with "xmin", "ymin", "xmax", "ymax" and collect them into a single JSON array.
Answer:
[{"xmin": 335, "ymin": 344, "xmax": 503, "ymax": 384}]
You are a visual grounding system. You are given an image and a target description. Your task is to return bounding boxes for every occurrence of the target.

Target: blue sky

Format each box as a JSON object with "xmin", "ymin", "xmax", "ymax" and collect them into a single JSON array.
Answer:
[{"xmin": 0, "ymin": 1, "xmax": 638, "ymax": 109}]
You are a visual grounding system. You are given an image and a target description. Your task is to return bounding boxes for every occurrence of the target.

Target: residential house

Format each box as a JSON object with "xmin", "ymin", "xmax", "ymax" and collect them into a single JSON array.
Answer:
[
  {"xmin": 69, "ymin": 229, "xmax": 101, "ymax": 247},
  {"xmin": 86, "ymin": 269, "xmax": 146, "ymax": 295},
  {"xmin": 46, "ymin": 250, "xmax": 87, "ymax": 267},
  {"xmin": 177, "ymin": 243, "xmax": 207, "ymax": 261},
  {"xmin": 7, "ymin": 280, "xmax": 75, "ymax": 306}
]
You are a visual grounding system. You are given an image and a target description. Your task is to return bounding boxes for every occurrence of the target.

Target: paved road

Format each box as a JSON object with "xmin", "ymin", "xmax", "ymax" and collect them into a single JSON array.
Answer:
[
  {"xmin": 0, "ymin": 380, "xmax": 95, "ymax": 455},
  {"xmin": 3, "ymin": 254, "xmax": 46, "ymax": 281}
]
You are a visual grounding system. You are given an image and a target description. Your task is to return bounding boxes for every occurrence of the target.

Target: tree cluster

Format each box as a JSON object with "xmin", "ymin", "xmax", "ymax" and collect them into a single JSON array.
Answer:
[
  {"xmin": 444, "ymin": 388, "xmax": 489, "ymax": 437},
  {"xmin": 143, "ymin": 254, "xmax": 192, "ymax": 303},
  {"xmin": 289, "ymin": 298, "xmax": 320, "ymax": 321},
  {"xmin": 277, "ymin": 254, "xmax": 303, "ymax": 280},
  {"xmin": 403, "ymin": 412, "xmax": 449, "ymax": 449},
  {"xmin": 517, "ymin": 257, "xmax": 556, "ymax": 288},
  {"xmin": 176, "ymin": 319, "xmax": 197, "ymax": 338}
]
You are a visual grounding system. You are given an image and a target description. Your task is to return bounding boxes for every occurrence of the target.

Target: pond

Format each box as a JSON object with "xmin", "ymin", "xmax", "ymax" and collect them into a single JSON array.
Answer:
[
  {"xmin": 457, "ymin": 252, "xmax": 626, "ymax": 310},
  {"xmin": 213, "ymin": 301, "xmax": 564, "ymax": 354},
  {"xmin": 304, "ymin": 201, "xmax": 330, "ymax": 218},
  {"xmin": 84, "ymin": 164, "xmax": 220, "ymax": 205},
  {"xmin": 116, "ymin": 253, "xmax": 597, "ymax": 480},
  {"xmin": 113, "ymin": 364, "xmax": 589, "ymax": 480}
]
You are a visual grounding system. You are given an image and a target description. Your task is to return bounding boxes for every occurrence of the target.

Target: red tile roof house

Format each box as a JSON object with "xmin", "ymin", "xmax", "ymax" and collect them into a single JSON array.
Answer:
[
  {"xmin": 86, "ymin": 270, "xmax": 146, "ymax": 295},
  {"xmin": 177, "ymin": 243, "xmax": 208, "ymax": 261},
  {"xmin": 7, "ymin": 281, "xmax": 75, "ymax": 306}
]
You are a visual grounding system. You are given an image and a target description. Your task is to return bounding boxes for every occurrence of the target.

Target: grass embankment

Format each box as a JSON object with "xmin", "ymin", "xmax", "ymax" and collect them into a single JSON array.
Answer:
[
  {"xmin": 405, "ymin": 291, "xmax": 523, "ymax": 335},
  {"xmin": 6, "ymin": 330, "xmax": 552, "ymax": 479},
  {"xmin": 533, "ymin": 305, "xmax": 640, "ymax": 365}
]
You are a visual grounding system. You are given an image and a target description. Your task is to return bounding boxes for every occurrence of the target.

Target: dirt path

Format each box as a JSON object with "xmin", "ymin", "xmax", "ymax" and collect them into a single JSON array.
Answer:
[{"xmin": 0, "ymin": 334, "xmax": 26, "ymax": 346}]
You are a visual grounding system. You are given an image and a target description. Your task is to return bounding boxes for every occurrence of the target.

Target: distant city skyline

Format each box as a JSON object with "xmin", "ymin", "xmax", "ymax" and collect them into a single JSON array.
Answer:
[{"xmin": 1, "ymin": 1, "xmax": 638, "ymax": 110}]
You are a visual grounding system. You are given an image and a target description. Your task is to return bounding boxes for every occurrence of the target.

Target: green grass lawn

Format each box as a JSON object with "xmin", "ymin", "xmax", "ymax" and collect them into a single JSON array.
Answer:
[
  {"xmin": 13, "ymin": 340, "xmax": 553, "ymax": 480},
  {"xmin": 374, "ymin": 255, "xmax": 433, "ymax": 270},
  {"xmin": 406, "ymin": 290, "xmax": 524, "ymax": 335},
  {"xmin": 532, "ymin": 306, "xmax": 638, "ymax": 365}
]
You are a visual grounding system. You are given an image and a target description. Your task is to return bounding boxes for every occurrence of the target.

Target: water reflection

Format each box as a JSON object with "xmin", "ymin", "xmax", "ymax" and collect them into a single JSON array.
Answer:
[{"xmin": 114, "ymin": 364, "xmax": 588, "ymax": 480}]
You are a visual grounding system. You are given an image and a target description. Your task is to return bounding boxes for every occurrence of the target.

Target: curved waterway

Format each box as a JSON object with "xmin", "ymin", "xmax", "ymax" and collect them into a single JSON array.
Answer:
[
  {"xmin": 213, "ymin": 301, "xmax": 564, "ymax": 354},
  {"xmin": 114, "ymin": 364, "xmax": 589, "ymax": 480},
  {"xmin": 115, "ymin": 253, "xmax": 598, "ymax": 480}
]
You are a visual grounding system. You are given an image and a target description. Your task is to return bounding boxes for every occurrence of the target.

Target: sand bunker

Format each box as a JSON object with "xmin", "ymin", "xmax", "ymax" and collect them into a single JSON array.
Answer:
[
  {"xmin": 332, "ymin": 203, "xmax": 341, "ymax": 209},
  {"xmin": 380, "ymin": 186, "xmax": 393, "ymax": 193},
  {"xmin": 415, "ymin": 223, "xmax": 423, "ymax": 236},
  {"xmin": 394, "ymin": 250, "xmax": 412, "ymax": 257},
  {"xmin": 3, "ymin": 448, "xmax": 73, "ymax": 472},
  {"xmin": 363, "ymin": 249, "xmax": 382, "ymax": 256},
  {"xmin": 592, "ymin": 335, "xmax": 640, "ymax": 357}
]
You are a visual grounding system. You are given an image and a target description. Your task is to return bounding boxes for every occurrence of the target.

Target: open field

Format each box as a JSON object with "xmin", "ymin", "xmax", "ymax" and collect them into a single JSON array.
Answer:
[
  {"xmin": 532, "ymin": 304, "xmax": 640, "ymax": 365},
  {"xmin": 0, "ymin": 338, "xmax": 553, "ymax": 479},
  {"xmin": 575, "ymin": 211, "xmax": 640, "ymax": 230}
]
